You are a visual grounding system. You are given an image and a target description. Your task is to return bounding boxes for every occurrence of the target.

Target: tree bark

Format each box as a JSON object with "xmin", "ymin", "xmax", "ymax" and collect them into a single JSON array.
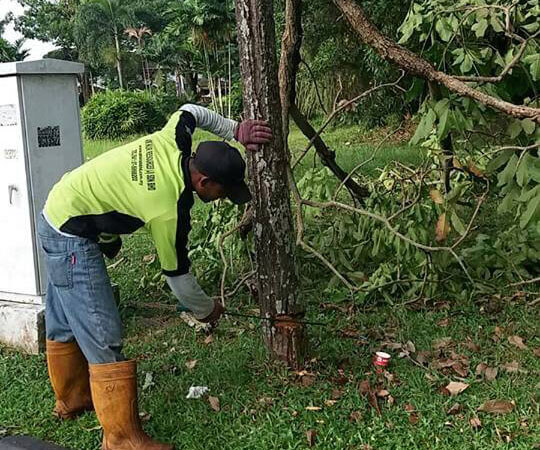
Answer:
[
  {"xmin": 113, "ymin": 29, "xmax": 124, "ymax": 89},
  {"xmin": 334, "ymin": 0, "xmax": 540, "ymax": 123},
  {"xmin": 278, "ymin": 0, "xmax": 303, "ymax": 143},
  {"xmin": 235, "ymin": 0, "xmax": 305, "ymax": 368}
]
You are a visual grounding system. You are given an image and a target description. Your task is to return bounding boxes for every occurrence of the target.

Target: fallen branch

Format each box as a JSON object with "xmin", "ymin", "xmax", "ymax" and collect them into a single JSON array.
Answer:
[{"xmin": 334, "ymin": 0, "xmax": 540, "ymax": 122}]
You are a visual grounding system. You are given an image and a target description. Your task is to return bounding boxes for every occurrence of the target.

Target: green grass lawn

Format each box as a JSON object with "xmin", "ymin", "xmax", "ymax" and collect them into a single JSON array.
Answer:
[{"xmin": 0, "ymin": 125, "xmax": 538, "ymax": 449}]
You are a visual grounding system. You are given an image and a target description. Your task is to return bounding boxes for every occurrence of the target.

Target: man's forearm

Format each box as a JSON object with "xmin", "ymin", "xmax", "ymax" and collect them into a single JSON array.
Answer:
[
  {"xmin": 179, "ymin": 104, "xmax": 238, "ymax": 141},
  {"xmin": 166, "ymin": 272, "xmax": 214, "ymax": 320}
]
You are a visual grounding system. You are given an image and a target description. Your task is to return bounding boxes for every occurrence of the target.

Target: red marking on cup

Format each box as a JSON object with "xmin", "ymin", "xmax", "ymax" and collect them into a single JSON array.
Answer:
[{"xmin": 373, "ymin": 351, "xmax": 391, "ymax": 373}]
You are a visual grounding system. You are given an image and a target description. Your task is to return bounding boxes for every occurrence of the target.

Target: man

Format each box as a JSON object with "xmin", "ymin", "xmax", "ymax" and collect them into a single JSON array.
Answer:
[{"xmin": 38, "ymin": 104, "xmax": 272, "ymax": 450}]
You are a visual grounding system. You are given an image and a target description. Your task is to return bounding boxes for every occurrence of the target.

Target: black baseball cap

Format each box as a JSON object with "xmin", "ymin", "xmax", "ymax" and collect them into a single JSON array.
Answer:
[{"xmin": 193, "ymin": 141, "xmax": 252, "ymax": 205}]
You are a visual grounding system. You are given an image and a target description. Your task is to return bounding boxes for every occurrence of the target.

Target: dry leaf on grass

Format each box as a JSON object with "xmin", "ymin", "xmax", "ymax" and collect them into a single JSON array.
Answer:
[
  {"xmin": 403, "ymin": 403, "xmax": 415, "ymax": 413},
  {"xmin": 478, "ymin": 400, "xmax": 515, "ymax": 414},
  {"xmin": 349, "ymin": 411, "xmax": 362, "ymax": 423},
  {"xmin": 491, "ymin": 326, "xmax": 504, "ymax": 343},
  {"xmin": 324, "ymin": 400, "xmax": 338, "ymax": 407},
  {"xmin": 463, "ymin": 338, "xmax": 480, "ymax": 352},
  {"xmin": 358, "ymin": 380, "xmax": 371, "ymax": 394},
  {"xmin": 502, "ymin": 361, "xmax": 520, "ymax": 373},
  {"xmin": 445, "ymin": 381, "xmax": 469, "ymax": 396},
  {"xmin": 305, "ymin": 406, "xmax": 322, "ymax": 411},
  {"xmin": 208, "ymin": 396, "xmax": 220, "ymax": 412},
  {"xmin": 433, "ymin": 337, "xmax": 453, "ymax": 350},
  {"xmin": 204, "ymin": 335, "xmax": 214, "ymax": 345},
  {"xmin": 475, "ymin": 363, "xmax": 488, "ymax": 376},
  {"xmin": 306, "ymin": 429, "xmax": 317, "ymax": 447},
  {"xmin": 376, "ymin": 389, "xmax": 390, "ymax": 398},
  {"xmin": 508, "ymin": 335, "xmax": 527, "ymax": 350},
  {"xmin": 452, "ymin": 361, "xmax": 469, "ymax": 377},
  {"xmin": 484, "ymin": 367, "xmax": 498, "ymax": 381},
  {"xmin": 447, "ymin": 403, "xmax": 462, "ymax": 415},
  {"xmin": 301, "ymin": 375, "xmax": 316, "ymax": 387},
  {"xmin": 331, "ymin": 389, "xmax": 343, "ymax": 400},
  {"xmin": 533, "ymin": 348, "xmax": 540, "ymax": 357},
  {"xmin": 408, "ymin": 412, "xmax": 420, "ymax": 425},
  {"xmin": 142, "ymin": 254, "xmax": 156, "ymax": 264},
  {"xmin": 185, "ymin": 360, "xmax": 198, "ymax": 370},
  {"xmin": 437, "ymin": 318, "xmax": 450, "ymax": 327},
  {"xmin": 469, "ymin": 417, "xmax": 482, "ymax": 429}
]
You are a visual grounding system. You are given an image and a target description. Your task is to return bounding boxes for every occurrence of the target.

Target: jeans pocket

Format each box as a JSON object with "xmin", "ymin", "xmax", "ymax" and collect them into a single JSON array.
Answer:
[{"xmin": 45, "ymin": 252, "xmax": 73, "ymax": 289}]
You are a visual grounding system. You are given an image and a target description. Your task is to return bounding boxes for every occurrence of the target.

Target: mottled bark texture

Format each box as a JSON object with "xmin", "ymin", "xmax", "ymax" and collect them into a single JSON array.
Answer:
[
  {"xmin": 334, "ymin": 0, "xmax": 540, "ymax": 123},
  {"xmin": 235, "ymin": 0, "xmax": 305, "ymax": 368}
]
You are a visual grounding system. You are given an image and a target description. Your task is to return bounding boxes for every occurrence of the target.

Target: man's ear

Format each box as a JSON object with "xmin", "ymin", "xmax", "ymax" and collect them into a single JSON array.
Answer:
[{"xmin": 199, "ymin": 175, "xmax": 211, "ymax": 187}]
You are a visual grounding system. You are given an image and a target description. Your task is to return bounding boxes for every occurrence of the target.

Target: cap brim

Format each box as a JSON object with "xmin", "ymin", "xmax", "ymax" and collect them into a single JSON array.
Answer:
[{"xmin": 226, "ymin": 181, "xmax": 252, "ymax": 205}]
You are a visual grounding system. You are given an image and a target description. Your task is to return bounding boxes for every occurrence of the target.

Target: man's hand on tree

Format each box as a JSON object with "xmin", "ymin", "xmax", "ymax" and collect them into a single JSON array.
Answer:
[{"xmin": 235, "ymin": 120, "xmax": 273, "ymax": 151}]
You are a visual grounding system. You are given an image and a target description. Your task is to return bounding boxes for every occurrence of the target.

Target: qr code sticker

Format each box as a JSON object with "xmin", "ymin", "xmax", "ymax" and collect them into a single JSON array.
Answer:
[{"xmin": 38, "ymin": 126, "xmax": 61, "ymax": 147}]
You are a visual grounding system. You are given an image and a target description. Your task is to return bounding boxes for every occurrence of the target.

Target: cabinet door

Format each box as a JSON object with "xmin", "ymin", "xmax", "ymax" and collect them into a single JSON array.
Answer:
[
  {"xmin": 21, "ymin": 74, "xmax": 84, "ymax": 293},
  {"xmin": 0, "ymin": 76, "xmax": 39, "ymax": 296}
]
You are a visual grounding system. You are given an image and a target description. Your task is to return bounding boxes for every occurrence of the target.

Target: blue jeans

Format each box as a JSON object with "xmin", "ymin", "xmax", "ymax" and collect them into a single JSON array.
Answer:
[{"xmin": 37, "ymin": 214, "xmax": 124, "ymax": 364}]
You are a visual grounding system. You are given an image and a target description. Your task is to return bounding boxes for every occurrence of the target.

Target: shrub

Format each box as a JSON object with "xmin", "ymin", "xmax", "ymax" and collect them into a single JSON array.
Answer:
[{"xmin": 82, "ymin": 90, "xmax": 167, "ymax": 140}]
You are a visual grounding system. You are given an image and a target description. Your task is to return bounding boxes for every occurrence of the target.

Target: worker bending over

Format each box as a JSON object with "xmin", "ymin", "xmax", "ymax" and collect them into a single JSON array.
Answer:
[{"xmin": 39, "ymin": 104, "xmax": 272, "ymax": 450}]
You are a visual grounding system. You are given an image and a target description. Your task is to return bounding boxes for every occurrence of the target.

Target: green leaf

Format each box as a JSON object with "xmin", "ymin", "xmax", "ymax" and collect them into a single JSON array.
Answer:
[
  {"xmin": 522, "ymin": 22, "xmax": 540, "ymax": 33},
  {"xmin": 529, "ymin": 157, "xmax": 540, "ymax": 183},
  {"xmin": 498, "ymin": 185, "xmax": 519, "ymax": 213},
  {"xmin": 497, "ymin": 154, "xmax": 519, "ymax": 187},
  {"xmin": 524, "ymin": 54, "xmax": 540, "ymax": 81},
  {"xmin": 487, "ymin": 151, "xmax": 512, "ymax": 173},
  {"xmin": 451, "ymin": 211, "xmax": 466, "ymax": 235},
  {"xmin": 507, "ymin": 120, "xmax": 522, "ymax": 139},
  {"xmin": 472, "ymin": 18, "xmax": 488, "ymax": 38},
  {"xmin": 522, "ymin": 119, "xmax": 536, "ymax": 135},
  {"xmin": 411, "ymin": 108, "xmax": 436, "ymax": 144},
  {"xmin": 435, "ymin": 18, "xmax": 453, "ymax": 42},
  {"xmin": 460, "ymin": 54, "xmax": 473, "ymax": 73},
  {"xmin": 490, "ymin": 15, "xmax": 503, "ymax": 33},
  {"xmin": 520, "ymin": 195, "xmax": 540, "ymax": 229},
  {"xmin": 516, "ymin": 156, "xmax": 529, "ymax": 187},
  {"xmin": 518, "ymin": 185, "xmax": 540, "ymax": 202},
  {"xmin": 437, "ymin": 108, "xmax": 450, "ymax": 139}
]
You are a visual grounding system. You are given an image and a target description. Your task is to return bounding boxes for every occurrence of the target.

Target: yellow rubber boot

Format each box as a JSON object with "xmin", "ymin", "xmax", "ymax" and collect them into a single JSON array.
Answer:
[
  {"xmin": 89, "ymin": 360, "xmax": 174, "ymax": 450},
  {"xmin": 46, "ymin": 339, "xmax": 94, "ymax": 419}
]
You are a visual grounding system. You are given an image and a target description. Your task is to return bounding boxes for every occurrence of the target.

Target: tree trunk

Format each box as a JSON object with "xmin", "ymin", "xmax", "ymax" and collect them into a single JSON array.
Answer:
[
  {"xmin": 113, "ymin": 29, "xmax": 124, "ymax": 89},
  {"xmin": 235, "ymin": 0, "xmax": 305, "ymax": 368},
  {"xmin": 187, "ymin": 72, "xmax": 198, "ymax": 97},
  {"xmin": 228, "ymin": 42, "xmax": 232, "ymax": 118},
  {"xmin": 79, "ymin": 71, "xmax": 91, "ymax": 105}
]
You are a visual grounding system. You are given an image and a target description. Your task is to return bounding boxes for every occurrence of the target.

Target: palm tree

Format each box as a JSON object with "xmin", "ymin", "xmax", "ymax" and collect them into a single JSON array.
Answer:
[
  {"xmin": 125, "ymin": 25, "xmax": 152, "ymax": 90},
  {"xmin": 75, "ymin": 0, "xmax": 130, "ymax": 88}
]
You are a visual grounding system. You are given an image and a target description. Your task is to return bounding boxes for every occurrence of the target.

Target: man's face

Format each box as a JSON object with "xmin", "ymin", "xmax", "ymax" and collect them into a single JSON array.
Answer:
[{"xmin": 194, "ymin": 177, "xmax": 227, "ymax": 203}]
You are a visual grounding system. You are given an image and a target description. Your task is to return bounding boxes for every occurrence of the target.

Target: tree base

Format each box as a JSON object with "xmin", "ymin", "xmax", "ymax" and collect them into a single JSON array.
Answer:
[{"xmin": 265, "ymin": 315, "xmax": 307, "ymax": 370}]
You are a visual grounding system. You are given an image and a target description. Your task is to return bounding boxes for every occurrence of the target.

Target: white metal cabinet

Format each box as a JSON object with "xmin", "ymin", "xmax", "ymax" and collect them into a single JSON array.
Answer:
[{"xmin": 0, "ymin": 59, "xmax": 84, "ymax": 353}]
